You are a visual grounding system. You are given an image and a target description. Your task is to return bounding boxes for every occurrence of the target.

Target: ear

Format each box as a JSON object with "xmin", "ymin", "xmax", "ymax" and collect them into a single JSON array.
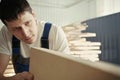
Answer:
[{"xmin": 31, "ymin": 10, "xmax": 36, "ymax": 19}]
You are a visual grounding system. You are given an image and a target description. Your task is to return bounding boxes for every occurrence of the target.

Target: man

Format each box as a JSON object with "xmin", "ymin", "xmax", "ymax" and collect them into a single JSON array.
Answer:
[{"xmin": 0, "ymin": 0, "xmax": 70, "ymax": 80}]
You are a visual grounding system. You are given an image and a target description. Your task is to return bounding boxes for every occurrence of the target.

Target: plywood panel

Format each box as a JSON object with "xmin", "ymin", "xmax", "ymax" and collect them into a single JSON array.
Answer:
[{"xmin": 30, "ymin": 47, "xmax": 120, "ymax": 80}]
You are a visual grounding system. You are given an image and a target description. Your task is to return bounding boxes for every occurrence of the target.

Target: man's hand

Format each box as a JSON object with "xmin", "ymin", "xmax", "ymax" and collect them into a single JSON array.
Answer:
[{"xmin": 13, "ymin": 71, "xmax": 34, "ymax": 80}]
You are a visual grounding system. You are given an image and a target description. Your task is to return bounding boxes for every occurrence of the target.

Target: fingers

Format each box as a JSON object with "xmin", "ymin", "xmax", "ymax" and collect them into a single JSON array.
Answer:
[
  {"xmin": 13, "ymin": 72, "xmax": 34, "ymax": 80},
  {"xmin": 21, "ymin": 71, "xmax": 34, "ymax": 80}
]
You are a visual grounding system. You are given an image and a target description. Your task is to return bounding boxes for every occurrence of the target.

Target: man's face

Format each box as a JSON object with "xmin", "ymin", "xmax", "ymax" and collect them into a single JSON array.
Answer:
[{"xmin": 5, "ymin": 11, "xmax": 38, "ymax": 44}]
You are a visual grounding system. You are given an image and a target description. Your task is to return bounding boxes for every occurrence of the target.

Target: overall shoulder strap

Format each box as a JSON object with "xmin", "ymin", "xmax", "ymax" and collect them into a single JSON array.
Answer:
[
  {"xmin": 12, "ymin": 36, "xmax": 20, "ymax": 54},
  {"xmin": 12, "ymin": 36, "xmax": 29, "ymax": 73},
  {"xmin": 41, "ymin": 22, "xmax": 52, "ymax": 49}
]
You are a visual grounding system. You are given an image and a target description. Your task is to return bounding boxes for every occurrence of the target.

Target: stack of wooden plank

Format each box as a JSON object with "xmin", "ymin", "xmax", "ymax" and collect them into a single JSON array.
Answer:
[
  {"xmin": 4, "ymin": 59, "xmax": 15, "ymax": 77},
  {"xmin": 62, "ymin": 23, "xmax": 101, "ymax": 62}
]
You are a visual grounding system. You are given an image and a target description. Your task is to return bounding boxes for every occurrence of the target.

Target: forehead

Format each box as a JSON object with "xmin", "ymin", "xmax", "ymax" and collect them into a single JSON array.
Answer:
[{"xmin": 5, "ymin": 12, "xmax": 34, "ymax": 27}]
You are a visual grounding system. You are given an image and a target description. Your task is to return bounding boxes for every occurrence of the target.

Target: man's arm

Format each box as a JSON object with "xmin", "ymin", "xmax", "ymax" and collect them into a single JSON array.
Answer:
[
  {"xmin": 0, "ymin": 53, "xmax": 10, "ymax": 77},
  {"xmin": 0, "ymin": 53, "xmax": 34, "ymax": 80}
]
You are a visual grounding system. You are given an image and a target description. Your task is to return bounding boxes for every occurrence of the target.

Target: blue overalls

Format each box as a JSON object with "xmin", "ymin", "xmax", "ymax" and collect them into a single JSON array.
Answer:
[{"xmin": 12, "ymin": 23, "xmax": 52, "ymax": 73}]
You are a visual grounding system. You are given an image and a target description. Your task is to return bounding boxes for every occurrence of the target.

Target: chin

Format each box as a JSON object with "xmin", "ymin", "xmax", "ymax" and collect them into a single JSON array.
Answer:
[
  {"xmin": 24, "ymin": 35, "xmax": 37, "ymax": 44},
  {"xmin": 25, "ymin": 38, "xmax": 36, "ymax": 44},
  {"xmin": 27, "ymin": 41, "xmax": 34, "ymax": 44}
]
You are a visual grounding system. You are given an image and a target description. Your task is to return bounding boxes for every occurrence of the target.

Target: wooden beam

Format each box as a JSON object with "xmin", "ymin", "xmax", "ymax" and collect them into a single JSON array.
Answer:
[{"xmin": 30, "ymin": 47, "xmax": 120, "ymax": 80}]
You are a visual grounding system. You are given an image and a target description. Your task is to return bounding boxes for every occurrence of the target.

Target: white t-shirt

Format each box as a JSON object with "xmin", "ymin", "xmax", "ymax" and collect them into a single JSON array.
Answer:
[{"xmin": 0, "ymin": 21, "xmax": 70, "ymax": 58}]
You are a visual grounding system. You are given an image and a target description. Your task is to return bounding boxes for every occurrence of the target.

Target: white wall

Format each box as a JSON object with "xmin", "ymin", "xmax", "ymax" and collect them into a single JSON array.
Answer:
[
  {"xmin": 31, "ymin": 0, "xmax": 91, "ymax": 26},
  {"xmin": 32, "ymin": 0, "xmax": 112, "ymax": 26},
  {"xmin": 96, "ymin": 0, "xmax": 120, "ymax": 17},
  {"xmin": 64, "ymin": 0, "xmax": 93, "ymax": 25},
  {"xmin": 32, "ymin": 6, "xmax": 67, "ymax": 26}
]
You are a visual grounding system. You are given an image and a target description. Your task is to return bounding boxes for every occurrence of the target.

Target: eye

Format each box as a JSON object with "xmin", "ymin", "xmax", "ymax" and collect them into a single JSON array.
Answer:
[
  {"xmin": 12, "ymin": 27, "xmax": 21, "ymax": 31},
  {"xmin": 25, "ymin": 20, "xmax": 31, "ymax": 26}
]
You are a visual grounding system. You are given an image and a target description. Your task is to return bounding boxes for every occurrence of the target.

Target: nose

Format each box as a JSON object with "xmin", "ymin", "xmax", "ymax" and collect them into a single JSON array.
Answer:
[{"xmin": 21, "ymin": 25, "xmax": 30, "ymax": 37}]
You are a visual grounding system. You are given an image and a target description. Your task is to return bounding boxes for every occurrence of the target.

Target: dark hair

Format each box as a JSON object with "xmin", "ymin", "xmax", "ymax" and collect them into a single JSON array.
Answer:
[{"xmin": 0, "ymin": 0, "xmax": 32, "ymax": 24}]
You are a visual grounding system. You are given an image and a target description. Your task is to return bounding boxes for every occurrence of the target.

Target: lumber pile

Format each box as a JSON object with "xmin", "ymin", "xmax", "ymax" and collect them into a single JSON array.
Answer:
[
  {"xmin": 4, "ymin": 59, "xmax": 15, "ymax": 77},
  {"xmin": 62, "ymin": 23, "xmax": 101, "ymax": 62}
]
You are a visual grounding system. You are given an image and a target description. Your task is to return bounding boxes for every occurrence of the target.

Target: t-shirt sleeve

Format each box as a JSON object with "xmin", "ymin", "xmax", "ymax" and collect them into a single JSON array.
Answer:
[
  {"xmin": 0, "ymin": 26, "xmax": 12, "ymax": 55},
  {"xmin": 49, "ymin": 25, "xmax": 70, "ymax": 54}
]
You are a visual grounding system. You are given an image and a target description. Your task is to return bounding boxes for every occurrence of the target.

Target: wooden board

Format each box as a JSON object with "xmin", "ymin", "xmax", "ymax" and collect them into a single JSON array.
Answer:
[{"xmin": 30, "ymin": 47, "xmax": 120, "ymax": 80}]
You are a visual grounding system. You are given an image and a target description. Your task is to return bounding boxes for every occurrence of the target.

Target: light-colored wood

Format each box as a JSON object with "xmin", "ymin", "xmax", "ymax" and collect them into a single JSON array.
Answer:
[
  {"xmin": 70, "ymin": 50, "xmax": 101, "ymax": 54},
  {"xmin": 62, "ymin": 23, "xmax": 101, "ymax": 61},
  {"xmin": 4, "ymin": 59, "xmax": 15, "ymax": 77},
  {"xmin": 30, "ymin": 47, "xmax": 120, "ymax": 80},
  {"xmin": 70, "ymin": 46, "xmax": 100, "ymax": 50}
]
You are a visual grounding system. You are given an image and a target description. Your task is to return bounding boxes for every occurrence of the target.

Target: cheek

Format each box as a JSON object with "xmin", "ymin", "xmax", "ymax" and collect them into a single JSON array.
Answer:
[
  {"xmin": 33, "ymin": 28, "xmax": 38, "ymax": 36},
  {"xmin": 31, "ymin": 24, "xmax": 38, "ymax": 33},
  {"xmin": 12, "ymin": 32, "xmax": 23, "ymax": 39}
]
